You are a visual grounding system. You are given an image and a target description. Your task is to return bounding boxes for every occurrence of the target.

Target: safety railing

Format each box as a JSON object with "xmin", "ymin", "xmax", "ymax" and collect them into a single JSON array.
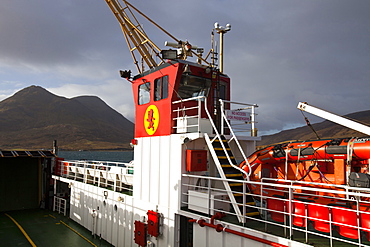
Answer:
[
  {"xmin": 172, "ymin": 97, "xmax": 258, "ymax": 137},
  {"xmin": 173, "ymin": 96, "xmax": 257, "ymax": 222},
  {"xmin": 172, "ymin": 96, "xmax": 210, "ymax": 134},
  {"xmin": 53, "ymin": 196, "xmax": 67, "ymax": 216},
  {"xmin": 218, "ymin": 99, "xmax": 259, "ymax": 178},
  {"xmin": 54, "ymin": 160, "xmax": 134, "ymax": 195},
  {"xmin": 182, "ymin": 174, "xmax": 370, "ymax": 247},
  {"xmin": 172, "ymin": 96, "xmax": 254, "ymax": 177},
  {"xmin": 219, "ymin": 99, "xmax": 258, "ymax": 137}
]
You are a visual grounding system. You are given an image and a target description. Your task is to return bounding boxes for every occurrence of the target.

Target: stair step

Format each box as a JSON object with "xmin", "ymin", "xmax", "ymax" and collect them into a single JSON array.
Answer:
[
  {"xmin": 217, "ymin": 156, "xmax": 235, "ymax": 159},
  {"xmin": 214, "ymin": 147, "xmax": 231, "ymax": 151},
  {"xmin": 229, "ymin": 183, "xmax": 243, "ymax": 187},
  {"xmin": 225, "ymin": 173, "xmax": 243, "ymax": 178},
  {"xmin": 245, "ymin": 211, "xmax": 260, "ymax": 216},
  {"xmin": 214, "ymin": 138, "xmax": 227, "ymax": 142},
  {"xmin": 219, "ymin": 160, "xmax": 237, "ymax": 164},
  {"xmin": 215, "ymin": 150, "xmax": 234, "ymax": 157},
  {"xmin": 235, "ymin": 197, "xmax": 256, "ymax": 204}
]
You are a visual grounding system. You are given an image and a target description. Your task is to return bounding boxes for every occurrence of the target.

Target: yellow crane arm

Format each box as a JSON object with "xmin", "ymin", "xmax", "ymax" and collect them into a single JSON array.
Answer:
[
  {"xmin": 104, "ymin": 0, "xmax": 165, "ymax": 73},
  {"xmin": 104, "ymin": 0, "xmax": 212, "ymax": 73}
]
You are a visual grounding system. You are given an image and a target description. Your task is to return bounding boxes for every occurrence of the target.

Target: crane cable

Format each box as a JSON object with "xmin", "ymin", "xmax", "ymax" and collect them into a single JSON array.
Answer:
[{"xmin": 300, "ymin": 110, "xmax": 320, "ymax": 140}]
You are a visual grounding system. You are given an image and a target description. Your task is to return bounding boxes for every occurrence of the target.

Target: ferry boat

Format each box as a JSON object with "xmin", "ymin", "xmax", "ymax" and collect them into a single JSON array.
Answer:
[{"xmin": 47, "ymin": 1, "xmax": 370, "ymax": 246}]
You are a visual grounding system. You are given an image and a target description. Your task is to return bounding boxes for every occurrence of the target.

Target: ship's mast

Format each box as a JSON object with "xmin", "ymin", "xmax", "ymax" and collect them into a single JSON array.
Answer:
[{"xmin": 214, "ymin": 23, "xmax": 231, "ymax": 74}]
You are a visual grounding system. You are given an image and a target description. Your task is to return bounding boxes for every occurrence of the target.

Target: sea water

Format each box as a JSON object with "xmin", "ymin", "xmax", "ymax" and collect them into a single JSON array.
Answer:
[{"xmin": 58, "ymin": 151, "xmax": 134, "ymax": 163}]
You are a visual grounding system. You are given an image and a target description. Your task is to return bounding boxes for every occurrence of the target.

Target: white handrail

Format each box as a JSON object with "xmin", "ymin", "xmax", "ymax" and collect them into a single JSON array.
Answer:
[
  {"xmin": 182, "ymin": 173, "xmax": 370, "ymax": 247},
  {"xmin": 56, "ymin": 160, "xmax": 134, "ymax": 193},
  {"xmin": 219, "ymin": 99, "xmax": 258, "ymax": 178},
  {"xmin": 172, "ymin": 96, "xmax": 252, "ymax": 178}
]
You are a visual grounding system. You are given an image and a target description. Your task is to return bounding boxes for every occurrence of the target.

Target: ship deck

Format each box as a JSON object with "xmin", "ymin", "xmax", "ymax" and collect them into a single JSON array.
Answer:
[{"xmin": 0, "ymin": 209, "xmax": 113, "ymax": 247}]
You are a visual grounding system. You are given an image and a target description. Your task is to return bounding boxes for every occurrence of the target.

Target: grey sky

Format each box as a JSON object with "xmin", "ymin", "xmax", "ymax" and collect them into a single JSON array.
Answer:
[{"xmin": 0, "ymin": 0, "xmax": 369, "ymax": 135}]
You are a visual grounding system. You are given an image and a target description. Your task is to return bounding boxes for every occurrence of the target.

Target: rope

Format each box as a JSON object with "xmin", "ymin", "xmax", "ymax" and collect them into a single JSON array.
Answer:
[
  {"xmin": 300, "ymin": 110, "xmax": 320, "ymax": 139},
  {"xmin": 298, "ymin": 164, "xmax": 315, "ymax": 181},
  {"xmin": 316, "ymin": 166, "xmax": 332, "ymax": 183},
  {"xmin": 295, "ymin": 141, "xmax": 306, "ymax": 179}
]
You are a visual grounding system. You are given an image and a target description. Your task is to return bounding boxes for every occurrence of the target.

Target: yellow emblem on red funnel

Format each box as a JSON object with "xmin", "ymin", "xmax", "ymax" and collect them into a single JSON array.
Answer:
[{"xmin": 144, "ymin": 105, "xmax": 159, "ymax": 135}]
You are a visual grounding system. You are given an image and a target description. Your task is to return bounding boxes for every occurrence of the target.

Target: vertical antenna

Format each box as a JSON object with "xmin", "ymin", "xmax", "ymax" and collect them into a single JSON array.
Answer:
[{"xmin": 214, "ymin": 23, "xmax": 231, "ymax": 73}]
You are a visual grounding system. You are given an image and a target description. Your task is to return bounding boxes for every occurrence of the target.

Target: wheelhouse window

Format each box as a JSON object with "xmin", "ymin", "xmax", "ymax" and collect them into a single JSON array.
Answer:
[
  {"xmin": 138, "ymin": 81, "xmax": 151, "ymax": 105},
  {"xmin": 154, "ymin": 76, "xmax": 168, "ymax": 101},
  {"xmin": 177, "ymin": 74, "xmax": 211, "ymax": 99}
]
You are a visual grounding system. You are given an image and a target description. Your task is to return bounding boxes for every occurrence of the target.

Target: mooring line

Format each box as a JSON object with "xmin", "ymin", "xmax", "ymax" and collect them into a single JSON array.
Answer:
[
  {"xmin": 4, "ymin": 213, "xmax": 37, "ymax": 247},
  {"xmin": 59, "ymin": 220, "xmax": 97, "ymax": 247}
]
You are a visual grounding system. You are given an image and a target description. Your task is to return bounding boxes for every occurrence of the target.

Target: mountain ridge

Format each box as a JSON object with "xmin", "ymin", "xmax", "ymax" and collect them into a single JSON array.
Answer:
[
  {"xmin": 0, "ymin": 85, "xmax": 134, "ymax": 150},
  {"xmin": 2, "ymin": 85, "xmax": 370, "ymax": 150},
  {"xmin": 259, "ymin": 109, "xmax": 370, "ymax": 146}
]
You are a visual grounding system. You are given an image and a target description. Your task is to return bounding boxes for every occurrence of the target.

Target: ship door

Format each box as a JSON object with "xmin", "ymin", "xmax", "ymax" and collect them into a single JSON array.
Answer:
[
  {"xmin": 214, "ymin": 80, "xmax": 229, "ymax": 132},
  {"xmin": 177, "ymin": 215, "xmax": 193, "ymax": 247}
]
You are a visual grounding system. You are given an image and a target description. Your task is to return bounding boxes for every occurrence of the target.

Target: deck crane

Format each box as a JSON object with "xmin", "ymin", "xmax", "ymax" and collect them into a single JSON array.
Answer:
[
  {"xmin": 297, "ymin": 101, "xmax": 370, "ymax": 136},
  {"xmin": 104, "ymin": 0, "xmax": 211, "ymax": 74}
]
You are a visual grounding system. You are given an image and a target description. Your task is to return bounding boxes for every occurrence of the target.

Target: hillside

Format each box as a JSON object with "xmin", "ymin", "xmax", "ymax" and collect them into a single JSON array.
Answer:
[
  {"xmin": 259, "ymin": 110, "xmax": 370, "ymax": 146},
  {"xmin": 0, "ymin": 86, "xmax": 134, "ymax": 150}
]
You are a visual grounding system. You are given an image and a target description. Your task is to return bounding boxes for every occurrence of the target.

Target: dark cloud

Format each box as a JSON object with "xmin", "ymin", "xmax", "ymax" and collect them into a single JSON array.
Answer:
[{"xmin": 0, "ymin": 0, "xmax": 369, "ymax": 135}]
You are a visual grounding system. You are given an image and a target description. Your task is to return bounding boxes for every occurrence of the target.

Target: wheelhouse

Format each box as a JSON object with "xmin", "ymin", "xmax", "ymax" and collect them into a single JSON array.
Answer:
[{"xmin": 131, "ymin": 60, "xmax": 230, "ymax": 138}]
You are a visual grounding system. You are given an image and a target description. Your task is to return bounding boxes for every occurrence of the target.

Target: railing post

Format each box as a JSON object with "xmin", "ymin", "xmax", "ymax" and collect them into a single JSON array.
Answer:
[
  {"xmin": 63, "ymin": 199, "xmax": 66, "ymax": 216},
  {"xmin": 329, "ymin": 207, "xmax": 333, "ymax": 247},
  {"xmin": 113, "ymin": 166, "xmax": 116, "ymax": 191},
  {"xmin": 74, "ymin": 163, "xmax": 77, "ymax": 181},
  {"xmin": 220, "ymin": 100, "xmax": 225, "ymax": 135},
  {"xmin": 251, "ymin": 105, "xmax": 256, "ymax": 136},
  {"xmin": 242, "ymin": 182, "xmax": 246, "ymax": 225},
  {"xmin": 261, "ymin": 183, "xmax": 268, "ymax": 232},
  {"xmin": 83, "ymin": 162, "xmax": 87, "ymax": 184},
  {"xmin": 357, "ymin": 197, "xmax": 361, "ymax": 246},
  {"xmin": 305, "ymin": 204, "xmax": 308, "ymax": 243},
  {"xmin": 198, "ymin": 99, "xmax": 201, "ymax": 132},
  {"xmin": 105, "ymin": 164, "xmax": 108, "ymax": 188},
  {"xmin": 288, "ymin": 187, "xmax": 293, "ymax": 239},
  {"xmin": 98, "ymin": 165, "xmax": 101, "ymax": 187},
  {"xmin": 208, "ymin": 177, "xmax": 211, "ymax": 216}
]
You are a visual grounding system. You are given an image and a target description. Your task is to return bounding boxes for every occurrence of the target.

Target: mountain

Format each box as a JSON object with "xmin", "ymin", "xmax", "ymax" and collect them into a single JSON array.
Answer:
[
  {"xmin": 0, "ymin": 85, "xmax": 134, "ymax": 150},
  {"xmin": 259, "ymin": 110, "xmax": 370, "ymax": 146}
]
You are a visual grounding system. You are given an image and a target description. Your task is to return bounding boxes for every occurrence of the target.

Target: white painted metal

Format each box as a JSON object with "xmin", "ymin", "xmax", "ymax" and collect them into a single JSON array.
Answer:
[
  {"xmin": 54, "ymin": 174, "xmax": 316, "ymax": 247},
  {"xmin": 57, "ymin": 168, "xmax": 370, "ymax": 247},
  {"xmin": 53, "ymin": 196, "xmax": 67, "ymax": 216},
  {"xmin": 297, "ymin": 102, "xmax": 370, "ymax": 135},
  {"xmin": 53, "ymin": 95, "xmax": 362, "ymax": 246},
  {"xmin": 188, "ymin": 190, "xmax": 228, "ymax": 214}
]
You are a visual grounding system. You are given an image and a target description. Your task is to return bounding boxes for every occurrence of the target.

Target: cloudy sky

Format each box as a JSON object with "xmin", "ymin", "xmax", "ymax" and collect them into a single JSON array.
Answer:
[{"xmin": 0, "ymin": 0, "xmax": 369, "ymax": 135}]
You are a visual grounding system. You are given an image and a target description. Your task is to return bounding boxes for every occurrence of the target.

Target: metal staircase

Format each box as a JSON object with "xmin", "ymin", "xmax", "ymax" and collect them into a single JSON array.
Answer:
[
  {"xmin": 205, "ymin": 134, "xmax": 258, "ymax": 223},
  {"xmin": 175, "ymin": 96, "xmax": 259, "ymax": 223}
]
